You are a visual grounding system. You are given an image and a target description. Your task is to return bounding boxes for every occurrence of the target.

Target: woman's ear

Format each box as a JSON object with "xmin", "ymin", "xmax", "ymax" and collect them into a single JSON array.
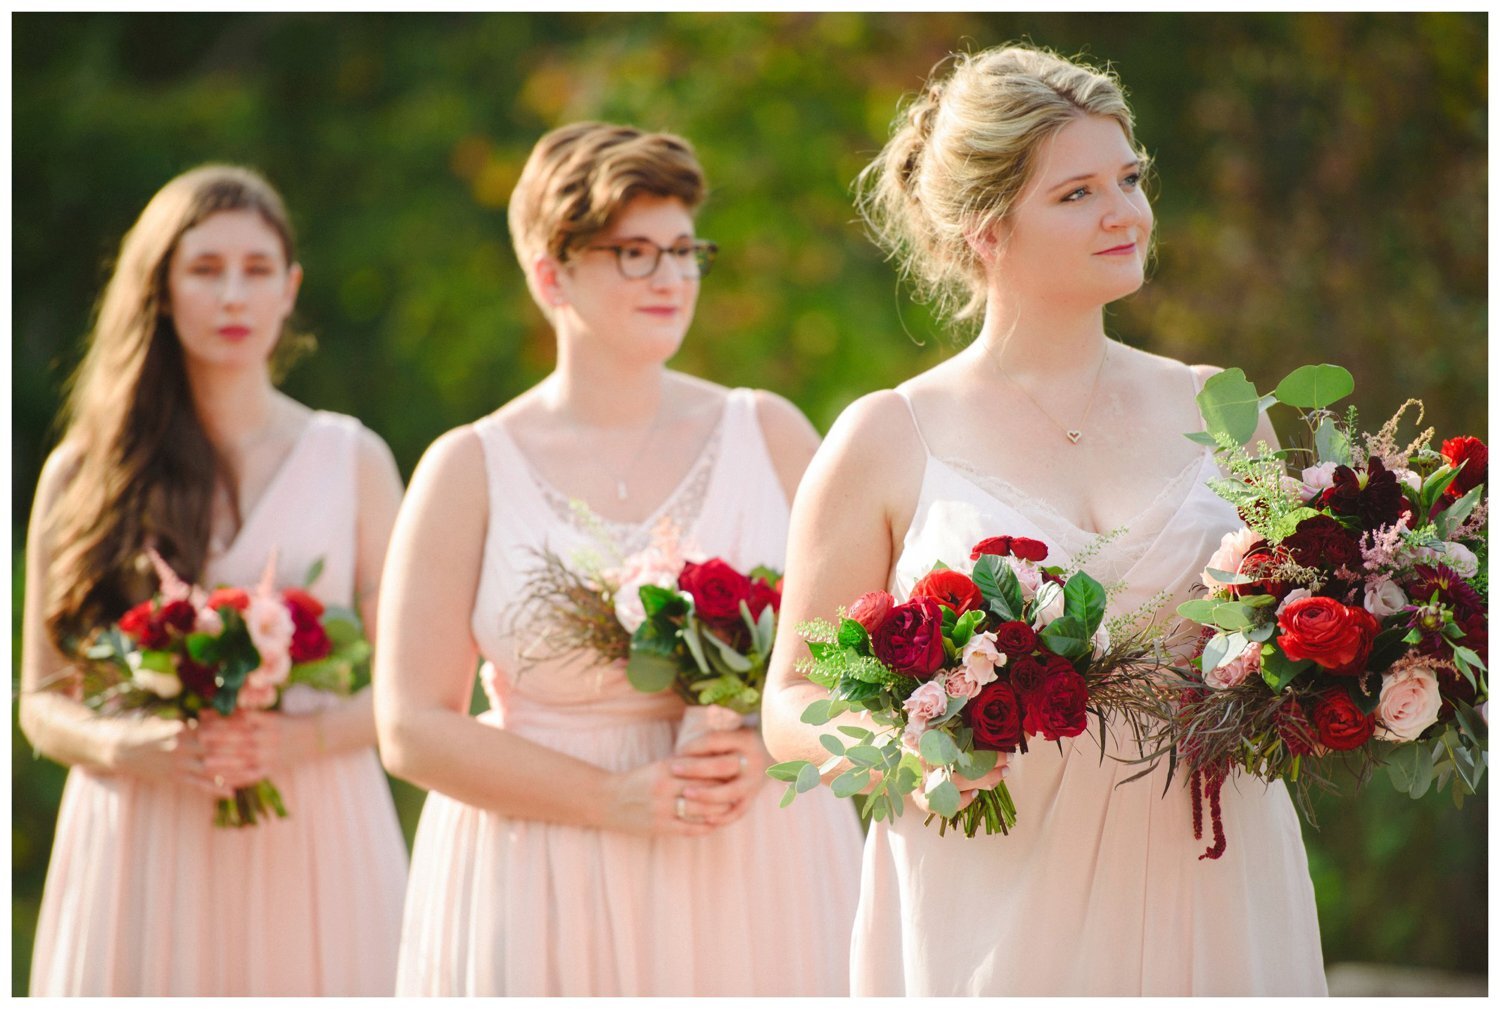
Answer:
[
  {"xmin": 965, "ymin": 218, "xmax": 1001, "ymax": 264},
  {"xmin": 533, "ymin": 255, "xmax": 568, "ymax": 307}
]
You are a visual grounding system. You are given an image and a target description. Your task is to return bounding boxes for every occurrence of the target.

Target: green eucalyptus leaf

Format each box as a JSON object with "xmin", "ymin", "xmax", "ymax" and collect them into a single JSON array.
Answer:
[
  {"xmin": 1273, "ymin": 364, "xmax": 1354, "ymax": 410},
  {"xmin": 1196, "ymin": 368, "xmax": 1262, "ymax": 446},
  {"xmin": 819, "ymin": 733, "xmax": 846, "ymax": 756},
  {"xmin": 1314, "ymin": 418, "xmax": 1352, "ymax": 467},
  {"xmin": 846, "ymin": 744, "xmax": 884, "ymax": 766},
  {"xmin": 1203, "ymin": 631, "xmax": 1250, "ymax": 672},
  {"xmin": 925, "ymin": 779, "xmax": 961, "ymax": 819},
  {"xmin": 625, "ymin": 650, "xmax": 677, "ymax": 693},
  {"xmin": 766, "ymin": 760, "xmax": 809, "ymax": 783},
  {"xmin": 795, "ymin": 762, "xmax": 822, "ymax": 793},
  {"xmin": 800, "ymin": 698, "xmax": 836, "ymax": 725},
  {"xmin": 831, "ymin": 767, "xmax": 870, "ymax": 798},
  {"xmin": 779, "ymin": 783, "xmax": 798, "ymax": 808},
  {"xmin": 919, "ymin": 729, "xmax": 960, "ymax": 767}
]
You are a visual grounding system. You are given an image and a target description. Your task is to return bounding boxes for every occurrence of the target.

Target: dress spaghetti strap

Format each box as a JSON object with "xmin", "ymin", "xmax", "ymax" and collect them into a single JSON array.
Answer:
[{"xmin": 893, "ymin": 388, "xmax": 934, "ymax": 458}]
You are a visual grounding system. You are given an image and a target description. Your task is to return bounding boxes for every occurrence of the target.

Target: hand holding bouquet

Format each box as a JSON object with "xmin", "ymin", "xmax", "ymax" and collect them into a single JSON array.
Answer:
[
  {"xmin": 1152, "ymin": 364, "xmax": 1486, "ymax": 858},
  {"xmin": 82, "ymin": 550, "xmax": 371, "ymax": 826},
  {"xmin": 769, "ymin": 535, "xmax": 1163, "ymax": 837}
]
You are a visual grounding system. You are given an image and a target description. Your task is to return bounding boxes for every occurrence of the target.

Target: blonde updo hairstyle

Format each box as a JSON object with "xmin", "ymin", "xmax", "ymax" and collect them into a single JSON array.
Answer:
[
  {"xmin": 507, "ymin": 122, "xmax": 707, "ymax": 316},
  {"xmin": 857, "ymin": 44, "xmax": 1147, "ymax": 325}
]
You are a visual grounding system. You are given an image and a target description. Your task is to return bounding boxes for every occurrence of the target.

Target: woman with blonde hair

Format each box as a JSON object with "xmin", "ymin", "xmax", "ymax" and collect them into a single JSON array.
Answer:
[
  {"xmin": 762, "ymin": 46, "xmax": 1326, "ymax": 995},
  {"xmin": 376, "ymin": 121, "xmax": 861, "ymax": 996},
  {"xmin": 21, "ymin": 164, "xmax": 409, "ymax": 995}
]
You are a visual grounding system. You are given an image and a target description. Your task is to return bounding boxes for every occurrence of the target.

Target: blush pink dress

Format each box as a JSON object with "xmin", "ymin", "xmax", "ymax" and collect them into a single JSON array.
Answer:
[
  {"xmin": 394, "ymin": 387, "xmax": 863, "ymax": 996},
  {"xmin": 848, "ymin": 381, "xmax": 1327, "ymax": 996},
  {"xmin": 29, "ymin": 411, "xmax": 409, "ymax": 996}
]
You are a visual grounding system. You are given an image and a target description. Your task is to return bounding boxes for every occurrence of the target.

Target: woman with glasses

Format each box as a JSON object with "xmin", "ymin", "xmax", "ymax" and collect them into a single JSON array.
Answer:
[{"xmin": 375, "ymin": 122, "xmax": 860, "ymax": 996}]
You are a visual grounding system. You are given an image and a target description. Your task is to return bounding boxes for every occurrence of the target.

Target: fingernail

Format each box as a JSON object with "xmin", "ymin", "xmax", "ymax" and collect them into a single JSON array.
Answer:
[
  {"xmin": 670, "ymin": 763, "xmax": 686, "ymax": 775},
  {"xmin": 997, "ymin": 765, "xmax": 1009, "ymax": 779}
]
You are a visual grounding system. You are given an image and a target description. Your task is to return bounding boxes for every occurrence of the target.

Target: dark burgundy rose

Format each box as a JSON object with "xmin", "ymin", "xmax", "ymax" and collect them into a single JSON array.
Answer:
[
  {"xmin": 1312, "ymin": 688, "xmax": 1376, "ymax": 751},
  {"xmin": 964, "ymin": 680, "xmax": 1024, "ymax": 751},
  {"xmin": 847, "ymin": 591, "xmax": 894, "ymax": 634},
  {"xmin": 970, "ymin": 535, "xmax": 1049, "ymax": 563},
  {"xmin": 748, "ymin": 578, "xmax": 781, "ymax": 620},
  {"xmin": 1320, "ymin": 457, "xmax": 1406, "ymax": 531},
  {"xmin": 177, "ymin": 657, "xmax": 218, "ymax": 701},
  {"xmin": 1441, "ymin": 436, "xmax": 1488, "ymax": 500},
  {"xmin": 870, "ymin": 597, "xmax": 947, "ymax": 678},
  {"xmin": 1277, "ymin": 596, "xmax": 1380, "ymax": 676},
  {"xmin": 1008, "ymin": 655, "xmax": 1048, "ymax": 697},
  {"xmin": 1283, "ymin": 515, "xmax": 1360, "ymax": 572},
  {"xmin": 678, "ymin": 559, "xmax": 753, "ymax": 625},
  {"xmin": 1022, "ymin": 666, "xmax": 1090, "ymax": 741},
  {"xmin": 1276, "ymin": 696, "xmax": 1318, "ymax": 757},
  {"xmin": 911, "ymin": 569, "xmax": 984, "ymax": 615},
  {"xmin": 158, "ymin": 599, "xmax": 197, "ymax": 637},
  {"xmin": 993, "ymin": 621, "xmax": 1038, "ymax": 658}
]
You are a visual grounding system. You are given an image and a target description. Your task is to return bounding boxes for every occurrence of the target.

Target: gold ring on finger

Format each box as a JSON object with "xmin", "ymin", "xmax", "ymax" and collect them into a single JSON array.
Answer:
[
  {"xmin": 675, "ymin": 795, "xmax": 688, "ymax": 820},
  {"xmin": 213, "ymin": 774, "xmax": 226, "ymax": 789},
  {"xmin": 737, "ymin": 753, "xmax": 748, "ymax": 773}
]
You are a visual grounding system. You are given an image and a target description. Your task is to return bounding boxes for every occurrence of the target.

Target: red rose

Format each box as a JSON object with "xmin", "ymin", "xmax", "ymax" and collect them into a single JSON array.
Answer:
[
  {"xmin": 205, "ymin": 587, "xmax": 251, "ymax": 612},
  {"xmin": 678, "ymin": 559, "xmax": 753, "ymax": 625},
  {"xmin": 1311, "ymin": 688, "xmax": 1376, "ymax": 750},
  {"xmin": 282, "ymin": 587, "xmax": 325, "ymax": 619},
  {"xmin": 870, "ymin": 597, "xmax": 946, "ymax": 678},
  {"xmin": 1234, "ymin": 546, "xmax": 1289, "ymax": 599},
  {"xmin": 993, "ymin": 620, "xmax": 1037, "ymax": 658},
  {"xmin": 970, "ymin": 535, "xmax": 1049, "ymax": 563},
  {"xmin": 119, "ymin": 601, "xmax": 161, "ymax": 647},
  {"xmin": 1022, "ymin": 666, "xmax": 1090, "ymax": 741},
  {"xmin": 748, "ymin": 578, "xmax": 781, "ymax": 620},
  {"xmin": 1441, "ymin": 436, "xmax": 1488, "ymax": 500},
  {"xmin": 964, "ymin": 680, "xmax": 1024, "ymax": 751},
  {"xmin": 1008, "ymin": 655, "xmax": 1048, "ymax": 696},
  {"xmin": 847, "ymin": 591, "xmax": 894, "ymax": 634},
  {"xmin": 1276, "ymin": 596, "xmax": 1380, "ymax": 675},
  {"xmin": 158, "ymin": 599, "xmax": 197, "ymax": 637},
  {"xmin": 911, "ymin": 569, "xmax": 984, "ymax": 615}
]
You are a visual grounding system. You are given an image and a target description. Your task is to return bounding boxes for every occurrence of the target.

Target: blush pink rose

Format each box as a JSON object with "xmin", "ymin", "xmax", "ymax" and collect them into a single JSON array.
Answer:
[
  {"xmin": 1374, "ymin": 664, "xmax": 1442, "ymax": 742},
  {"xmin": 1006, "ymin": 556, "xmax": 1042, "ymax": 599},
  {"xmin": 1204, "ymin": 642, "xmax": 1261, "ymax": 690},
  {"xmin": 245, "ymin": 594, "xmax": 294, "ymax": 687},
  {"xmin": 610, "ymin": 549, "xmax": 686, "ymax": 634},
  {"xmin": 950, "ymin": 633, "xmax": 1005, "ymax": 699},
  {"xmin": 1362, "ymin": 577, "xmax": 1408, "ymax": 618},
  {"xmin": 903, "ymin": 679, "xmax": 949, "ymax": 724},
  {"xmin": 1202, "ymin": 527, "xmax": 1265, "ymax": 593},
  {"xmin": 1030, "ymin": 580, "xmax": 1066, "ymax": 630},
  {"xmin": 1299, "ymin": 461, "xmax": 1339, "ymax": 502}
]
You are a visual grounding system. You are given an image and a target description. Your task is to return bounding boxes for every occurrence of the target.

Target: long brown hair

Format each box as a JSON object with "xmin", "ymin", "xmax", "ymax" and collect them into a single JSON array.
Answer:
[{"xmin": 45, "ymin": 164, "xmax": 301, "ymax": 652}]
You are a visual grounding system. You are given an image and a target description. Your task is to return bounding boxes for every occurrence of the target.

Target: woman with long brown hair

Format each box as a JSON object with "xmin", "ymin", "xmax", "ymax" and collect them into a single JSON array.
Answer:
[{"xmin": 21, "ymin": 164, "xmax": 409, "ymax": 995}]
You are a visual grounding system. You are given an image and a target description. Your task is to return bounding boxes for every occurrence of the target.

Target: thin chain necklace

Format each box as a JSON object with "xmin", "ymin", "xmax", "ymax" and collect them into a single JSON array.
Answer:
[
  {"xmin": 598, "ymin": 402, "xmax": 665, "ymax": 501},
  {"xmin": 992, "ymin": 339, "xmax": 1110, "ymax": 445}
]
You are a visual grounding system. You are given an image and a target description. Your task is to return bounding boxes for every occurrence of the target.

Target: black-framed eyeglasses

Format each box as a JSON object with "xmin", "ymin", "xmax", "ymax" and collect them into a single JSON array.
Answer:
[{"xmin": 581, "ymin": 238, "xmax": 718, "ymax": 279}]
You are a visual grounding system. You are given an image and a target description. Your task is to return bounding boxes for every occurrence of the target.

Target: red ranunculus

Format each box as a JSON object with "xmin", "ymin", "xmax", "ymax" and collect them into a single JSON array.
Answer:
[
  {"xmin": 970, "ymin": 535, "xmax": 1049, "ymax": 563},
  {"xmin": 678, "ymin": 559, "xmax": 753, "ymax": 625},
  {"xmin": 847, "ymin": 591, "xmax": 894, "ymax": 634},
  {"xmin": 118, "ymin": 601, "xmax": 161, "ymax": 647},
  {"xmin": 911, "ymin": 569, "xmax": 984, "ymax": 615},
  {"xmin": 1022, "ymin": 666, "xmax": 1090, "ymax": 741},
  {"xmin": 870, "ymin": 597, "xmax": 946, "ymax": 677},
  {"xmin": 748, "ymin": 578, "xmax": 781, "ymax": 620},
  {"xmin": 993, "ymin": 620, "xmax": 1037, "ymax": 658},
  {"xmin": 964, "ymin": 680, "xmax": 1024, "ymax": 751},
  {"xmin": 1008, "ymin": 655, "xmax": 1048, "ymax": 696},
  {"xmin": 1276, "ymin": 596, "xmax": 1380, "ymax": 675},
  {"xmin": 1441, "ymin": 436, "xmax": 1488, "ymax": 500},
  {"xmin": 205, "ymin": 587, "xmax": 251, "ymax": 612},
  {"xmin": 1311, "ymin": 688, "xmax": 1376, "ymax": 750}
]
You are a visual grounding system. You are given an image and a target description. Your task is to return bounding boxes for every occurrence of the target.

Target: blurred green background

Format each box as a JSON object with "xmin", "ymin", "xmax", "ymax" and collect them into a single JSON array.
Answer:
[{"xmin": 11, "ymin": 12, "xmax": 1487, "ymax": 994}]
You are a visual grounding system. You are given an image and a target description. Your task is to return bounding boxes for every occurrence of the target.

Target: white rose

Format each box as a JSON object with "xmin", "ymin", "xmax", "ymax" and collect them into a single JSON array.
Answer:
[
  {"xmin": 1374, "ymin": 665, "xmax": 1442, "ymax": 742},
  {"xmin": 1276, "ymin": 587, "xmax": 1313, "ymax": 616},
  {"xmin": 1363, "ymin": 578, "xmax": 1408, "ymax": 619},
  {"xmin": 903, "ymin": 680, "xmax": 949, "ymax": 723},
  {"xmin": 1031, "ymin": 580, "xmax": 1066, "ymax": 630},
  {"xmin": 1006, "ymin": 556, "xmax": 1042, "ymax": 599},
  {"xmin": 954, "ymin": 633, "xmax": 1004, "ymax": 698},
  {"xmin": 1436, "ymin": 542, "xmax": 1479, "ymax": 579}
]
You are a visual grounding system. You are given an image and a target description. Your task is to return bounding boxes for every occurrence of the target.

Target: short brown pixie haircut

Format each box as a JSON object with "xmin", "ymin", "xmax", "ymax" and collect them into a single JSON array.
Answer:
[{"xmin": 507, "ymin": 122, "xmax": 707, "ymax": 308}]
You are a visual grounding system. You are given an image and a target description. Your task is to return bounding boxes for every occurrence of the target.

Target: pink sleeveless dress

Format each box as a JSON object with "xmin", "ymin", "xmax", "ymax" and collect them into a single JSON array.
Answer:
[
  {"xmin": 29, "ymin": 411, "xmax": 409, "ymax": 996},
  {"xmin": 849, "ymin": 381, "xmax": 1326, "ymax": 996},
  {"xmin": 394, "ymin": 388, "xmax": 862, "ymax": 996}
]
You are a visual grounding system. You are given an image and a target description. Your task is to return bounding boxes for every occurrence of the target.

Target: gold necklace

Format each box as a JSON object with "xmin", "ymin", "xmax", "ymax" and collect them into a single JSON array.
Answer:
[{"xmin": 993, "ymin": 340, "xmax": 1110, "ymax": 445}]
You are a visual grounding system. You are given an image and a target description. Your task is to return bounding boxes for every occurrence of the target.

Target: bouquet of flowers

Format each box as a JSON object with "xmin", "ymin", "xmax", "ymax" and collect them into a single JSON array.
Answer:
[
  {"xmin": 1151, "ymin": 364, "xmax": 1487, "ymax": 858},
  {"xmin": 519, "ymin": 518, "xmax": 781, "ymax": 743},
  {"xmin": 81, "ymin": 550, "xmax": 371, "ymax": 827},
  {"xmin": 768, "ymin": 535, "xmax": 1165, "ymax": 837}
]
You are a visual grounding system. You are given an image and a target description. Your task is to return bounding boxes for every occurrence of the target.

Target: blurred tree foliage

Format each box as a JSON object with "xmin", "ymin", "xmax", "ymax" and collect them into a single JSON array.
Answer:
[{"xmin": 10, "ymin": 12, "xmax": 1486, "ymax": 994}]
